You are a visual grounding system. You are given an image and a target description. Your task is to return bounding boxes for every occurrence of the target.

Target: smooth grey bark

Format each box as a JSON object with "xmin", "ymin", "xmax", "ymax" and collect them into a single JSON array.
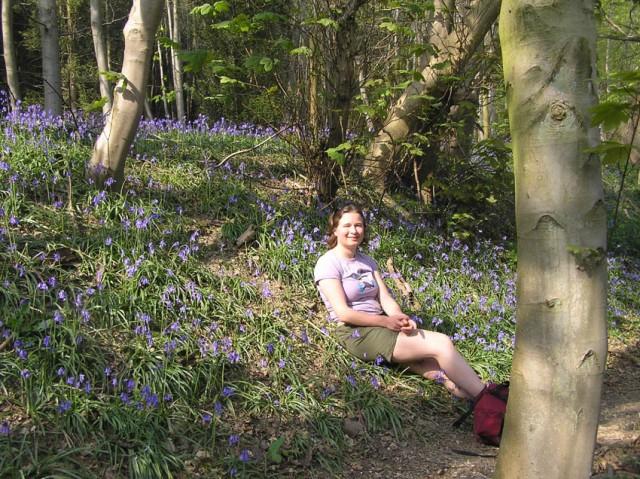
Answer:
[
  {"xmin": 167, "ymin": 0, "xmax": 185, "ymax": 119},
  {"xmin": 2, "ymin": 0, "xmax": 20, "ymax": 110},
  {"xmin": 156, "ymin": 38, "xmax": 170, "ymax": 117},
  {"xmin": 87, "ymin": 0, "xmax": 163, "ymax": 191},
  {"xmin": 90, "ymin": 0, "xmax": 113, "ymax": 115},
  {"xmin": 362, "ymin": 0, "xmax": 500, "ymax": 189},
  {"xmin": 38, "ymin": 0, "xmax": 63, "ymax": 116},
  {"xmin": 495, "ymin": 1, "xmax": 607, "ymax": 478}
]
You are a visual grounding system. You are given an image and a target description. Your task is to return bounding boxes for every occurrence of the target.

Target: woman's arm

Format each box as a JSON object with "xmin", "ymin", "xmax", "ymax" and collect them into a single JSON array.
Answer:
[
  {"xmin": 374, "ymin": 270, "xmax": 403, "ymax": 316},
  {"xmin": 317, "ymin": 278, "xmax": 411, "ymax": 331},
  {"xmin": 374, "ymin": 271, "xmax": 417, "ymax": 331}
]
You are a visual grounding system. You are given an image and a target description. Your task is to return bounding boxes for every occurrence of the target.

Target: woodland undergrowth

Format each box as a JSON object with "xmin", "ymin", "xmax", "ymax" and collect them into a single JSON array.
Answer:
[{"xmin": 0, "ymin": 102, "xmax": 638, "ymax": 479}]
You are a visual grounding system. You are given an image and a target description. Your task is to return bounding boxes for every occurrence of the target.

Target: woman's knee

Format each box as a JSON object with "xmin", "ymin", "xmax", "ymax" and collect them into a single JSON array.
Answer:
[{"xmin": 428, "ymin": 331, "xmax": 456, "ymax": 355}]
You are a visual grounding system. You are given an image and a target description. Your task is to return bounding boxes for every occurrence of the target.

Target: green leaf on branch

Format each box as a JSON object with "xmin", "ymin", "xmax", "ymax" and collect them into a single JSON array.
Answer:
[
  {"xmin": 379, "ymin": 21, "xmax": 398, "ymax": 32},
  {"xmin": 81, "ymin": 97, "xmax": 108, "ymax": 113},
  {"xmin": 289, "ymin": 46, "xmax": 312, "ymax": 57},
  {"xmin": 253, "ymin": 12, "xmax": 285, "ymax": 22},
  {"xmin": 220, "ymin": 76, "xmax": 242, "ymax": 86},
  {"xmin": 584, "ymin": 141, "xmax": 633, "ymax": 165},
  {"xmin": 190, "ymin": 2, "xmax": 230, "ymax": 16},
  {"xmin": 157, "ymin": 37, "xmax": 180, "ymax": 49},
  {"xmin": 393, "ymin": 80, "xmax": 414, "ymax": 90},
  {"xmin": 326, "ymin": 142, "xmax": 352, "ymax": 166},
  {"xmin": 213, "ymin": 14, "xmax": 257, "ymax": 33},
  {"xmin": 401, "ymin": 141, "xmax": 423, "ymax": 156},
  {"xmin": 378, "ymin": 22, "xmax": 414, "ymax": 36},
  {"xmin": 431, "ymin": 60, "xmax": 453, "ymax": 71},
  {"xmin": 245, "ymin": 54, "xmax": 277, "ymax": 73},
  {"xmin": 610, "ymin": 70, "xmax": 640, "ymax": 84},
  {"xmin": 179, "ymin": 50, "xmax": 216, "ymax": 73},
  {"xmin": 100, "ymin": 71, "xmax": 127, "ymax": 91},
  {"xmin": 589, "ymin": 101, "xmax": 630, "ymax": 131},
  {"xmin": 99, "ymin": 71, "xmax": 126, "ymax": 83},
  {"xmin": 315, "ymin": 17, "xmax": 339, "ymax": 29}
]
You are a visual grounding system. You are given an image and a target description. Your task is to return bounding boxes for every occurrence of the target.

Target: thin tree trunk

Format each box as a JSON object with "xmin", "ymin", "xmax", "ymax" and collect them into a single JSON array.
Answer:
[
  {"xmin": 38, "ymin": 0, "xmax": 63, "ymax": 116},
  {"xmin": 357, "ymin": 60, "xmax": 375, "ymax": 131},
  {"xmin": 156, "ymin": 39, "xmax": 170, "ymax": 117},
  {"xmin": 362, "ymin": 0, "xmax": 500, "ymax": 188},
  {"xmin": 495, "ymin": 0, "xmax": 607, "ymax": 477},
  {"xmin": 90, "ymin": 0, "xmax": 112, "ymax": 115},
  {"xmin": 308, "ymin": 33, "xmax": 318, "ymax": 133},
  {"xmin": 87, "ymin": 0, "xmax": 163, "ymax": 191},
  {"xmin": 2, "ymin": 0, "xmax": 21, "ymax": 110},
  {"xmin": 167, "ymin": 0, "xmax": 185, "ymax": 119},
  {"xmin": 65, "ymin": 0, "xmax": 77, "ymax": 110}
]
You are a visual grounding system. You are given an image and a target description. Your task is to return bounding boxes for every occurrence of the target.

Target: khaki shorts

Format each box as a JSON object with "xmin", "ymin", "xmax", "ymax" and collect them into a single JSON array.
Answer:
[{"xmin": 334, "ymin": 323, "xmax": 399, "ymax": 362}]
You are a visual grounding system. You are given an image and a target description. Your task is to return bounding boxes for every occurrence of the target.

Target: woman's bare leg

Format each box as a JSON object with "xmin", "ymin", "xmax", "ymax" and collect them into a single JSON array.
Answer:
[
  {"xmin": 403, "ymin": 358, "xmax": 471, "ymax": 399},
  {"xmin": 392, "ymin": 329, "xmax": 484, "ymax": 399}
]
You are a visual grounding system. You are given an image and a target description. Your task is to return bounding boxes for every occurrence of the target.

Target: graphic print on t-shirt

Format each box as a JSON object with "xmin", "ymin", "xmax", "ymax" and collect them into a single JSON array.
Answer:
[{"xmin": 347, "ymin": 269, "xmax": 377, "ymax": 293}]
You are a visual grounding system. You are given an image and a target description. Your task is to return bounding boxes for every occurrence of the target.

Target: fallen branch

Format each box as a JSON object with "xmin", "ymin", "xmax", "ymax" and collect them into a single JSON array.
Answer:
[
  {"xmin": 236, "ymin": 225, "xmax": 256, "ymax": 248},
  {"xmin": 0, "ymin": 334, "xmax": 14, "ymax": 352},
  {"xmin": 386, "ymin": 257, "xmax": 420, "ymax": 309},
  {"xmin": 216, "ymin": 127, "xmax": 288, "ymax": 168}
]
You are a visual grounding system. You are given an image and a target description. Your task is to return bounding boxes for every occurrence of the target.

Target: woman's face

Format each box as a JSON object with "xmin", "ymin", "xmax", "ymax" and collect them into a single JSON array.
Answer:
[{"xmin": 333, "ymin": 211, "xmax": 365, "ymax": 249}]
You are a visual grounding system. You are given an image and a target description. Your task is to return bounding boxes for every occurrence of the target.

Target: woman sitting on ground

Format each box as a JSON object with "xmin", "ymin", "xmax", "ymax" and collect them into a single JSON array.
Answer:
[{"xmin": 314, "ymin": 204, "xmax": 485, "ymax": 400}]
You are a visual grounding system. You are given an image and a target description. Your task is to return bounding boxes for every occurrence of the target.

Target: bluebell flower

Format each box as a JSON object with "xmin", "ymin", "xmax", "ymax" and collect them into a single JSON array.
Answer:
[{"xmin": 58, "ymin": 400, "xmax": 72, "ymax": 413}]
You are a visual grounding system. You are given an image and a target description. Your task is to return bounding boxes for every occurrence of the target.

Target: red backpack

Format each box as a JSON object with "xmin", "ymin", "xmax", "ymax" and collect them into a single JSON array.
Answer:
[{"xmin": 453, "ymin": 382, "xmax": 510, "ymax": 446}]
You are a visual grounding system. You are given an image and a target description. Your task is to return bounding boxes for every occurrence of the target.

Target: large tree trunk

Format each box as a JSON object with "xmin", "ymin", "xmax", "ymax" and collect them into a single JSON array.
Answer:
[
  {"xmin": 495, "ymin": 1, "xmax": 607, "ymax": 478},
  {"xmin": 90, "ymin": 0, "xmax": 112, "ymax": 115},
  {"xmin": 362, "ymin": 0, "xmax": 500, "ymax": 189},
  {"xmin": 38, "ymin": 0, "xmax": 63, "ymax": 116},
  {"xmin": 316, "ymin": 0, "xmax": 366, "ymax": 202},
  {"xmin": 2, "ymin": 0, "xmax": 21, "ymax": 110},
  {"xmin": 87, "ymin": 0, "xmax": 163, "ymax": 192}
]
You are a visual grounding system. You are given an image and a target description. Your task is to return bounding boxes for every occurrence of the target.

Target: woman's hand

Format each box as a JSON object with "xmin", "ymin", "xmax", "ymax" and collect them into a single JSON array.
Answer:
[
  {"xmin": 386, "ymin": 314, "xmax": 416, "ymax": 332},
  {"xmin": 401, "ymin": 318, "xmax": 418, "ymax": 332}
]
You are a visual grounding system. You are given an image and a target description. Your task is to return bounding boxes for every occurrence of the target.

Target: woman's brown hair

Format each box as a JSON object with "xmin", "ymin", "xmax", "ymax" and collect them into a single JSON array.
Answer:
[{"xmin": 325, "ymin": 204, "xmax": 367, "ymax": 249}]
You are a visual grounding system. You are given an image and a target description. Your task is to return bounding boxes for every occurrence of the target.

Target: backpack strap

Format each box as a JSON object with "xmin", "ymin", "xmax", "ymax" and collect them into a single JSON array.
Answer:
[
  {"xmin": 452, "ymin": 407, "xmax": 474, "ymax": 428},
  {"xmin": 451, "ymin": 381, "xmax": 509, "ymax": 429}
]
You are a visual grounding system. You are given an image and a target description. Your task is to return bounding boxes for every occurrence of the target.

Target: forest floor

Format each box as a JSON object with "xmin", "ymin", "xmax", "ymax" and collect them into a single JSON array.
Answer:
[{"xmin": 314, "ymin": 337, "xmax": 640, "ymax": 479}]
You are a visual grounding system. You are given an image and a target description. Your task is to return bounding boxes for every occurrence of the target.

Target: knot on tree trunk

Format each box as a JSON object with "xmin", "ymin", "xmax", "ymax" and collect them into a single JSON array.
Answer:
[{"xmin": 551, "ymin": 102, "xmax": 567, "ymax": 121}]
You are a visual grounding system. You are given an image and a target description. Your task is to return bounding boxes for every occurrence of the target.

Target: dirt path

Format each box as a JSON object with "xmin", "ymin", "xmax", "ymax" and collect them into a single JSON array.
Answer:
[{"xmin": 331, "ymin": 339, "xmax": 640, "ymax": 479}]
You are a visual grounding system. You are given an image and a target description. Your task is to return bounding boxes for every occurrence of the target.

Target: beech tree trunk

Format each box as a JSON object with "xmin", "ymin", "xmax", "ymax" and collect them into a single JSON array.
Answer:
[
  {"xmin": 38, "ymin": 0, "xmax": 63, "ymax": 116},
  {"xmin": 362, "ymin": 0, "xmax": 500, "ymax": 189},
  {"xmin": 495, "ymin": 1, "xmax": 607, "ymax": 478},
  {"xmin": 2, "ymin": 0, "xmax": 20, "ymax": 110},
  {"xmin": 87, "ymin": 0, "xmax": 163, "ymax": 191},
  {"xmin": 90, "ymin": 0, "xmax": 112, "ymax": 115}
]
